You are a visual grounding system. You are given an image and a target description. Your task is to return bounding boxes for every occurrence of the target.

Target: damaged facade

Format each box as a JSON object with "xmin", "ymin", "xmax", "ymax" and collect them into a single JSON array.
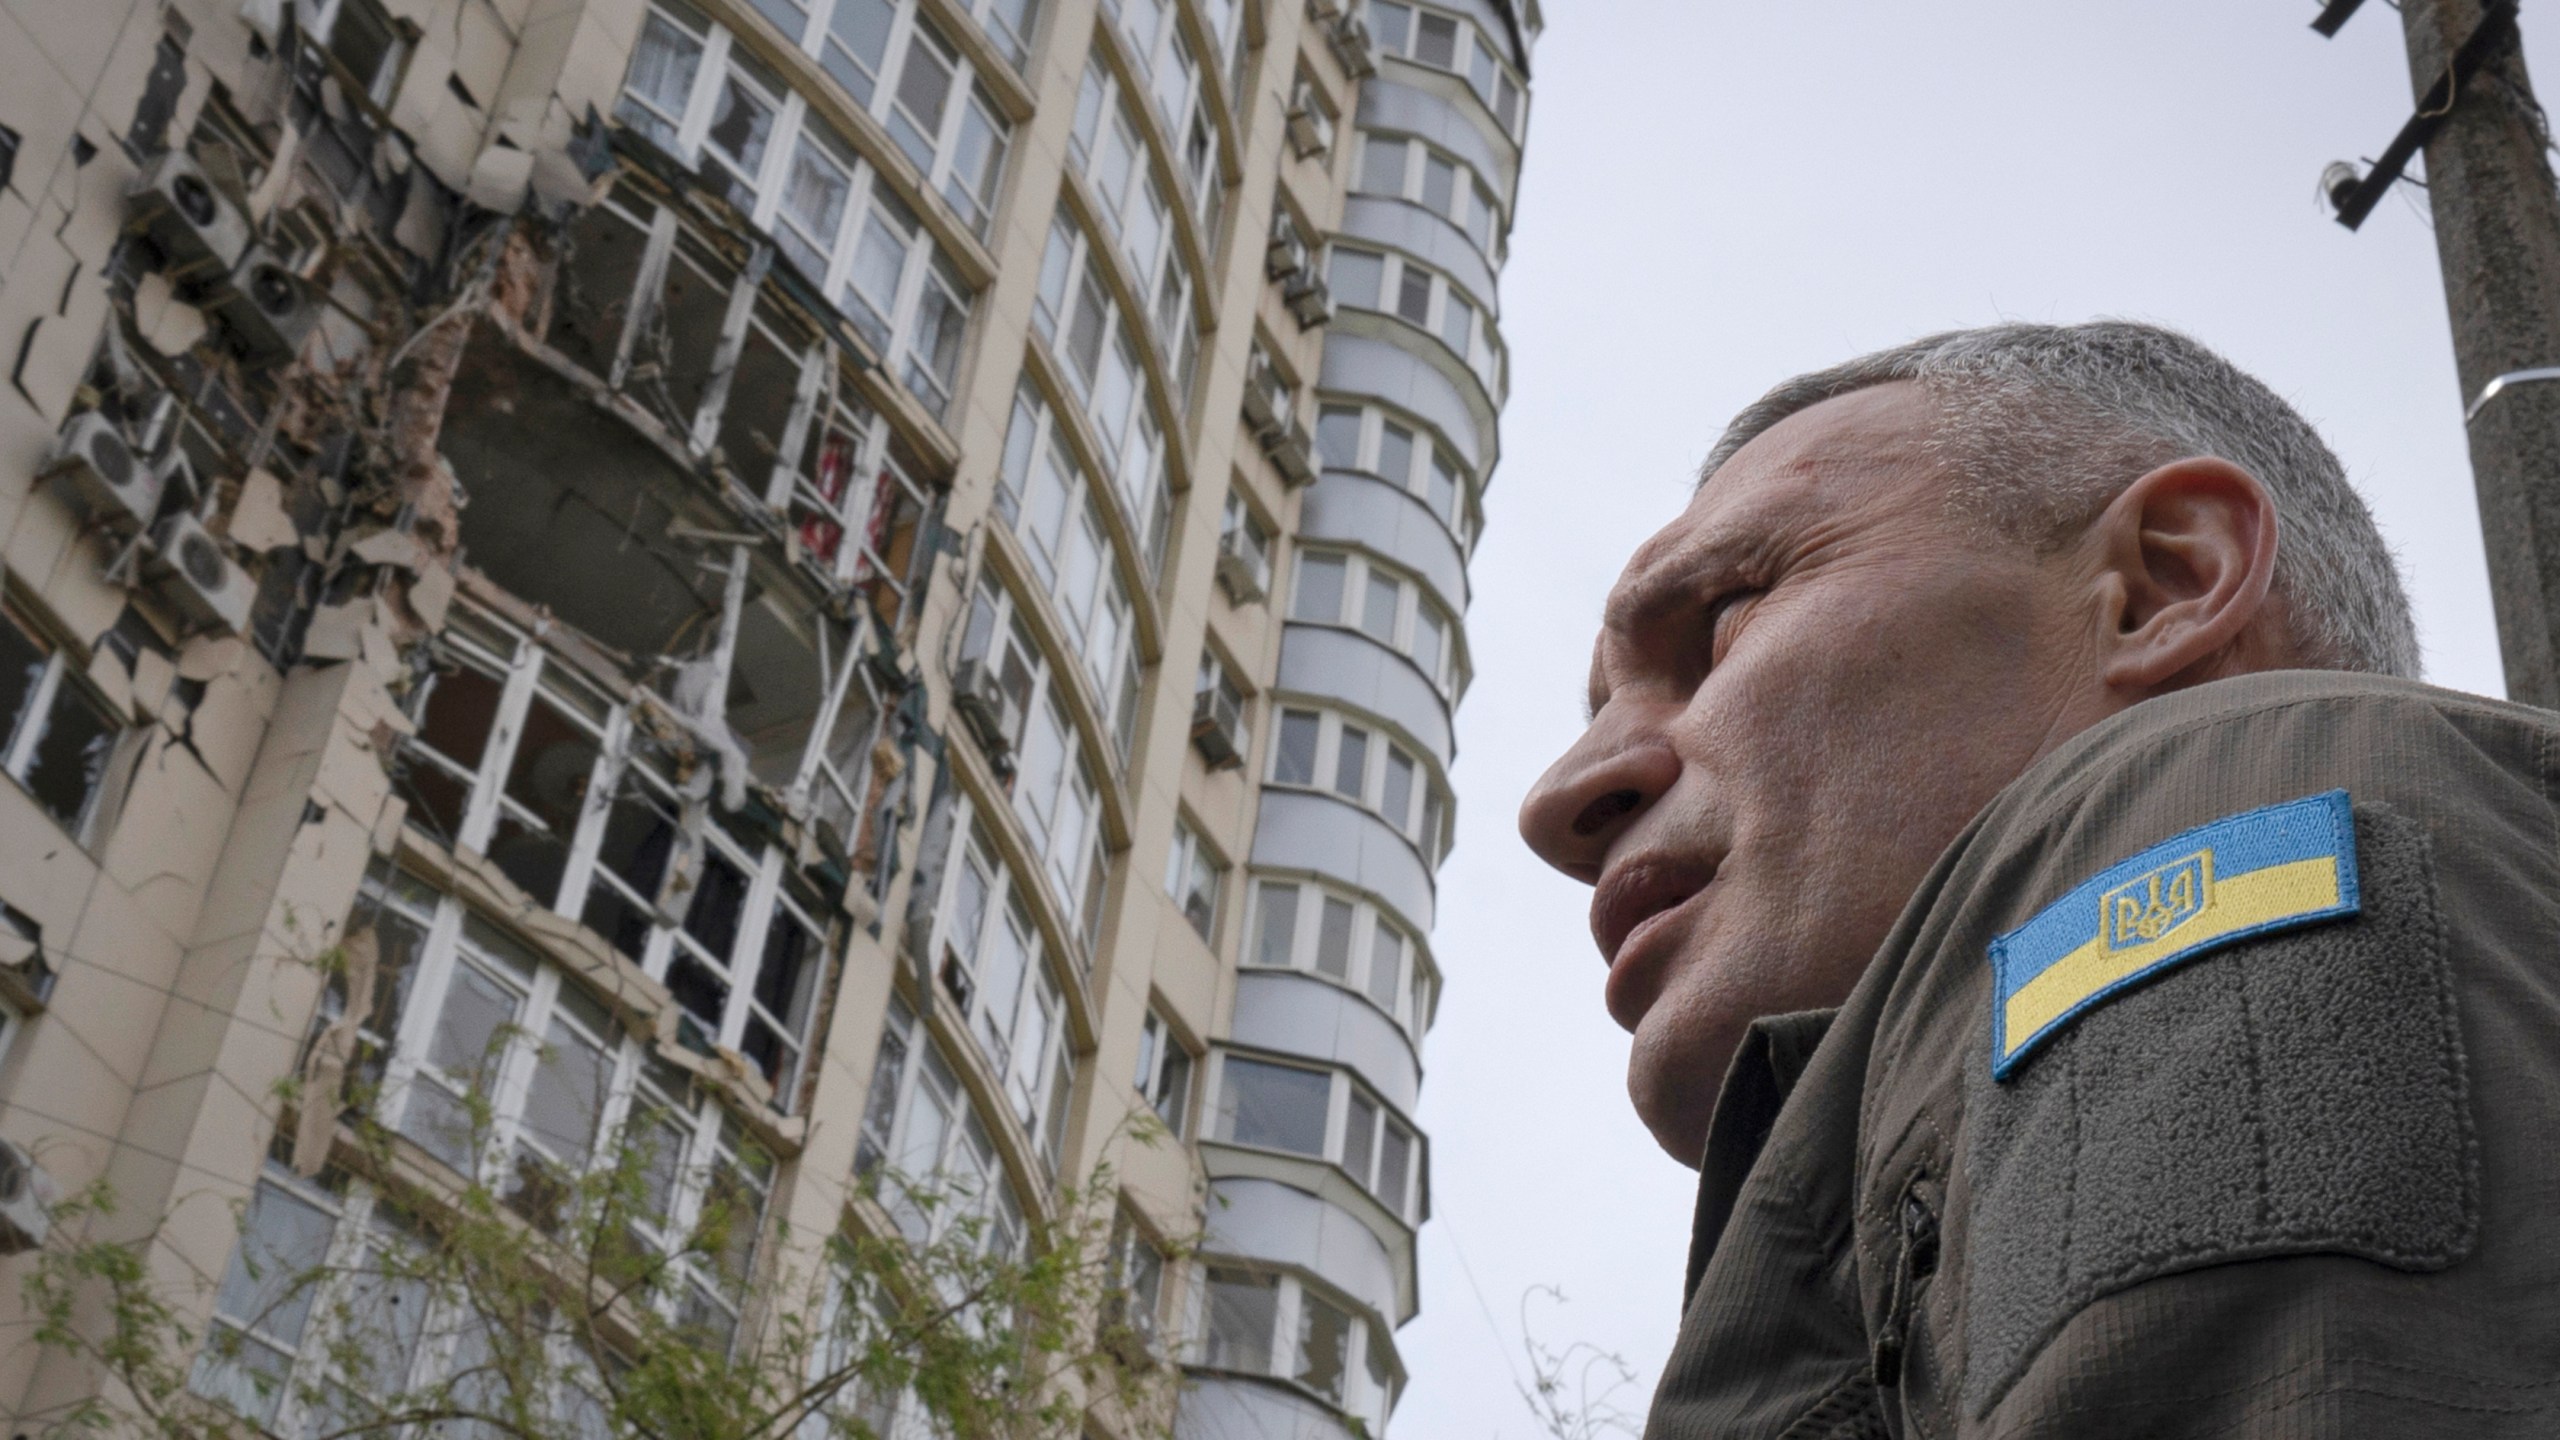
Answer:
[{"xmin": 0, "ymin": 0, "xmax": 1533, "ymax": 1426}]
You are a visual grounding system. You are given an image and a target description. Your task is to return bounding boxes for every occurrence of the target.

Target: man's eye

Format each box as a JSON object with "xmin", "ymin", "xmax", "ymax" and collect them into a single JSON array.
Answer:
[{"xmin": 1704, "ymin": 591, "xmax": 1760, "ymax": 667}]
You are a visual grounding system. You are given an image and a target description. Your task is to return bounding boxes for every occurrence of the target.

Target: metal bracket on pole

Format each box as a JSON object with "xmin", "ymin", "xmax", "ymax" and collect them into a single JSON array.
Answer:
[
  {"xmin": 2330, "ymin": 0, "xmax": 2520, "ymax": 231},
  {"xmin": 2312, "ymin": 0, "xmax": 2370, "ymax": 38},
  {"xmin": 2465, "ymin": 366, "xmax": 2560, "ymax": 423}
]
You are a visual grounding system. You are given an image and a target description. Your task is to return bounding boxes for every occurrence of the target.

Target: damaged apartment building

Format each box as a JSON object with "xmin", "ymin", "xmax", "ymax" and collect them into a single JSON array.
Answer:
[{"xmin": 0, "ymin": 0, "xmax": 1533, "ymax": 1427}]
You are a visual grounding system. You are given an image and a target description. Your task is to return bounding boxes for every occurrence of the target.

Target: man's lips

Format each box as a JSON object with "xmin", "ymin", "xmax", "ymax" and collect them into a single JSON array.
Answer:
[{"xmin": 1591, "ymin": 855, "xmax": 1715, "ymax": 961}]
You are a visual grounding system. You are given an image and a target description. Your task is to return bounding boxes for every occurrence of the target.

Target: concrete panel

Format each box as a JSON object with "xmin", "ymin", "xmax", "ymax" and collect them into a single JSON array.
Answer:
[
  {"xmin": 1275, "ymin": 624, "xmax": 1453, "ymax": 768},
  {"xmin": 1249, "ymin": 789, "xmax": 1435, "ymax": 933},
  {"xmin": 1358, "ymin": 74, "xmax": 1514, "ymax": 200},
  {"xmin": 1298, "ymin": 469, "xmax": 1470, "ymax": 612},
  {"xmin": 1339, "ymin": 193, "xmax": 1498, "ymax": 316},
  {"xmin": 1228, "ymin": 969, "xmax": 1420, "ymax": 1110},
  {"xmin": 1318, "ymin": 328, "xmax": 1492, "ymax": 474},
  {"xmin": 1205, "ymin": 1174, "xmax": 1401, "ymax": 1324},
  {"xmin": 1177, "ymin": 1372, "xmax": 1369, "ymax": 1440}
]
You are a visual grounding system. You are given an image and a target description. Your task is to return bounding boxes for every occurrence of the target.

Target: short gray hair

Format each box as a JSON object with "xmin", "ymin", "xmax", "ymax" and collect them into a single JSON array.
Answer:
[{"xmin": 1700, "ymin": 321, "xmax": 2420, "ymax": 678}]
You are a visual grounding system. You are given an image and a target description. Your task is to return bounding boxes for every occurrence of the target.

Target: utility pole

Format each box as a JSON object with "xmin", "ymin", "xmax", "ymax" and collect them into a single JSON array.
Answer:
[{"xmin": 2323, "ymin": 0, "xmax": 2560, "ymax": 707}]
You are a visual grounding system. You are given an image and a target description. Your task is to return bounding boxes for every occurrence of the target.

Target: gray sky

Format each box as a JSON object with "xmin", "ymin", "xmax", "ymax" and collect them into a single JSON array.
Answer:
[{"xmin": 1398, "ymin": 2, "xmax": 2519, "ymax": 1435}]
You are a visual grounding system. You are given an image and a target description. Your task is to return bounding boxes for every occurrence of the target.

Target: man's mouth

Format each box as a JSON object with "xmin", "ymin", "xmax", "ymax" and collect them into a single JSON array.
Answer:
[{"xmin": 1592, "ymin": 855, "xmax": 1716, "ymax": 961}]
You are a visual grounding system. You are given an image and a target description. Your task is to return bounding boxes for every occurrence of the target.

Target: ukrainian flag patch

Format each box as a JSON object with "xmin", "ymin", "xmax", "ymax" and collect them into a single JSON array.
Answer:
[{"xmin": 1989, "ymin": 789, "xmax": 2361, "ymax": 1080}]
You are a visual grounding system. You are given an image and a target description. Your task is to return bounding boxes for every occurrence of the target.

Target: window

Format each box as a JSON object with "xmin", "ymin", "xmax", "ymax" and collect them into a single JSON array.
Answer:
[
  {"xmin": 1287, "ymin": 549, "xmax": 1463, "ymax": 696},
  {"xmin": 1135, "ymin": 1006, "xmax": 1197, "ymax": 1136},
  {"xmin": 1248, "ymin": 877, "xmax": 1432, "ymax": 1033},
  {"xmin": 923, "ymin": 827, "xmax": 1075, "ymax": 1143},
  {"xmin": 1316, "ymin": 402, "xmax": 1474, "ymax": 538},
  {"xmin": 993, "ymin": 388, "xmax": 1150, "ymax": 743},
  {"xmin": 395, "ymin": 614, "xmax": 833, "ymax": 1106},
  {"xmin": 613, "ymin": 5, "xmax": 983, "ymax": 414},
  {"xmin": 955, "ymin": 576, "xmax": 1109, "ymax": 925},
  {"xmin": 1325, "ymin": 246, "xmax": 1499, "ymax": 389},
  {"xmin": 1272, "ymin": 709, "xmax": 1319, "ymax": 787},
  {"xmin": 1261, "ymin": 705, "xmax": 1448, "ymax": 856},
  {"xmin": 1070, "ymin": 58, "xmax": 1210, "ymax": 330},
  {"xmin": 1204, "ymin": 1268, "xmax": 1279, "ymax": 1373},
  {"xmin": 299, "ymin": 873, "xmax": 774, "ymax": 1348},
  {"xmin": 1107, "ymin": 1211, "xmax": 1172, "ymax": 1346},
  {"xmin": 1102, "ymin": 0, "xmax": 1215, "ymax": 221},
  {"xmin": 1366, "ymin": 0, "xmax": 1526, "ymax": 138},
  {"xmin": 1193, "ymin": 1265, "xmax": 1403, "ymax": 1425},
  {"xmin": 1218, "ymin": 490, "xmax": 1274, "ymax": 599},
  {"xmin": 1033, "ymin": 207, "xmax": 1197, "ymax": 431},
  {"xmin": 1213, "ymin": 1049, "xmax": 1424, "ymax": 1221},
  {"xmin": 857, "ymin": 997, "xmax": 1033, "ymax": 1248},
  {"xmin": 1164, "ymin": 818, "xmax": 1225, "ymax": 941},
  {"xmin": 1213, "ymin": 1055, "xmax": 1331, "ymax": 1156},
  {"xmin": 0, "ymin": 601, "xmax": 128, "ymax": 838}
]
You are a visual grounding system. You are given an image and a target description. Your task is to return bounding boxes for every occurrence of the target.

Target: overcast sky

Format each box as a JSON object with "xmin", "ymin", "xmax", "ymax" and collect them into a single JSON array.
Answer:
[{"xmin": 1396, "ymin": 3, "xmax": 2522, "ymax": 1435}]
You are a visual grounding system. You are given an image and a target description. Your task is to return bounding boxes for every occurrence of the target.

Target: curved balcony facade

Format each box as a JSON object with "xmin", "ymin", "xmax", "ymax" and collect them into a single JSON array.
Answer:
[{"xmin": 1191, "ymin": 4, "xmax": 1531, "ymax": 1437}]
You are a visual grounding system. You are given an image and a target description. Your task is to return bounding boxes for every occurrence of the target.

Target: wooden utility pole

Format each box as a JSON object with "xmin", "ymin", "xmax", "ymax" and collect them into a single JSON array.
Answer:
[{"xmin": 2376, "ymin": 0, "xmax": 2560, "ymax": 706}]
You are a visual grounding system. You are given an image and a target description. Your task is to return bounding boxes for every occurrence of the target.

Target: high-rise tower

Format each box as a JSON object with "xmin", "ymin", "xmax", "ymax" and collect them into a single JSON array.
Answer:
[{"xmin": 0, "ymin": 0, "xmax": 1533, "ymax": 1430}]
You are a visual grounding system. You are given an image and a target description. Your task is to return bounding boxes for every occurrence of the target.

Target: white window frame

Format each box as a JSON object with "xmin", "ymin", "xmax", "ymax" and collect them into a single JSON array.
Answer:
[
  {"xmin": 1134, "ymin": 1005, "xmax": 1197, "ymax": 1138},
  {"xmin": 1286, "ymin": 546, "xmax": 1463, "ymax": 698},
  {"xmin": 1163, "ymin": 815, "xmax": 1225, "ymax": 943},
  {"xmin": 354, "ymin": 872, "xmax": 777, "ymax": 1338},
  {"xmin": 1206, "ymin": 1050, "xmax": 1424, "ymax": 1223},
  {"xmin": 1352, "ymin": 130, "xmax": 1502, "ymax": 262},
  {"xmin": 1363, "ymin": 0, "xmax": 1526, "ymax": 138},
  {"xmin": 1034, "ymin": 206, "xmax": 1196, "ymax": 437},
  {"xmin": 1312, "ymin": 400, "xmax": 1481, "ymax": 558},
  {"xmin": 1326, "ymin": 245, "xmax": 1500, "ymax": 391},
  {"xmin": 1262, "ymin": 705, "xmax": 1449, "ymax": 860},
  {"xmin": 614, "ymin": 7, "xmax": 979, "ymax": 414},
  {"xmin": 1243, "ymin": 875, "xmax": 1436, "ymax": 1036},
  {"xmin": 1191, "ymin": 1263, "xmax": 1405, "ymax": 1423},
  {"xmin": 994, "ymin": 384, "xmax": 1151, "ymax": 749},
  {"xmin": 1070, "ymin": 54, "xmax": 1210, "ymax": 330},
  {"xmin": 0, "ymin": 599, "xmax": 128, "ymax": 842},
  {"xmin": 956, "ymin": 576, "xmax": 1111, "ymax": 929},
  {"xmin": 399, "ymin": 611, "xmax": 834, "ymax": 1106},
  {"xmin": 857, "ymin": 992, "xmax": 1041, "ymax": 1233},
  {"xmin": 919, "ymin": 822, "xmax": 1073, "ymax": 1141}
]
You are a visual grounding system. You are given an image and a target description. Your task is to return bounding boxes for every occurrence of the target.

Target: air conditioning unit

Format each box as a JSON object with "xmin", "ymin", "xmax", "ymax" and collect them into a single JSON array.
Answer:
[
  {"xmin": 41, "ymin": 411, "xmax": 162, "ymax": 533},
  {"xmin": 1190, "ymin": 687, "xmax": 1246, "ymax": 770},
  {"xmin": 1268, "ymin": 417, "xmax": 1318, "ymax": 486},
  {"xmin": 1240, "ymin": 353, "xmax": 1287, "ymax": 440},
  {"xmin": 127, "ymin": 151, "xmax": 251, "ymax": 279},
  {"xmin": 1328, "ymin": 16, "xmax": 1377, "ymax": 78},
  {"xmin": 951, "ymin": 659, "xmax": 1025, "ymax": 770},
  {"xmin": 0, "ymin": 1140, "xmax": 56, "ymax": 1255},
  {"xmin": 146, "ymin": 512, "xmax": 257, "ymax": 635},
  {"xmin": 1215, "ymin": 533, "xmax": 1269, "ymax": 605},
  {"xmin": 1282, "ymin": 271, "xmax": 1334, "ymax": 329},
  {"xmin": 215, "ymin": 245, "xmax": 320, "ymax": 367},
  {"xmin": 1306, "ymin": 0, "xmax": 1344, "ymax": 18},
  {"xmin": 1266, "ymin": 220, "xmax": 1310, "ymax": 283},
  {"xmin": 1286, "ymin": 86, "xmax": 1335, "ymax": 160}
]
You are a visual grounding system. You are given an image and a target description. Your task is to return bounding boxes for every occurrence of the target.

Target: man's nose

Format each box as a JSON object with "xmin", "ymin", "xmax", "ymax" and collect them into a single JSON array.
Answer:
[{"xmin": 1518, "ymin": 735, "xmax": 1682, "ymax": 885}]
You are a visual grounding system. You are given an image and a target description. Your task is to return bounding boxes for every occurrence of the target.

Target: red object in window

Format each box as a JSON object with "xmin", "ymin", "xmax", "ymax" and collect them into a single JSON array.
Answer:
[{"xmin": 798, "ymin": 433, "xmax": 852, "ymax": 563}]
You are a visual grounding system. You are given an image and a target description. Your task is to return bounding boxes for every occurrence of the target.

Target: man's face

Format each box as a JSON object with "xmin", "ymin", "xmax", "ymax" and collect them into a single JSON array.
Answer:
[{"xmin": 1519, "ymin": 383, "xmax": 2101, "ymax": 1165}]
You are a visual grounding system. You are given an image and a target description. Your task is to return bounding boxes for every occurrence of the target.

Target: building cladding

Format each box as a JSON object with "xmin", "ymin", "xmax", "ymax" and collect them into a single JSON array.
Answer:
[{"xmin": 0, "ymin": 0, "xmax": 1529, "ymax": 1428}]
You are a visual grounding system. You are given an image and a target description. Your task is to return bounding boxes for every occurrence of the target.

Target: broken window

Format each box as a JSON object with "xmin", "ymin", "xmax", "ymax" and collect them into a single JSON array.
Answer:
[
  {"xmin": 396, "ymin": 609, "xmax": 834, "ymax": 1112},
  {"xmin": 1134, "ymin": 1006, "xmax": 1195, "ymax": 1138},
  {"xmin": 0, "ymin": 601, "xmax": 128, "ymax": 839}
]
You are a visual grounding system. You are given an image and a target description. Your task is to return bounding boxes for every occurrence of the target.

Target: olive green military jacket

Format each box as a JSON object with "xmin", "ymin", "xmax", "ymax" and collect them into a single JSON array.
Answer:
[{"xmin": 1648, "ymin": 671, "xmax": 2560, "ymax": 1438}]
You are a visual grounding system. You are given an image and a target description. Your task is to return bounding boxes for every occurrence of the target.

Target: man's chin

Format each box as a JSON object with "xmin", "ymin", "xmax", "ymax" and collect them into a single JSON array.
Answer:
[{"xmin": 1625, "ymin": 1006, "xmax": 1740, "ymax": 1171}]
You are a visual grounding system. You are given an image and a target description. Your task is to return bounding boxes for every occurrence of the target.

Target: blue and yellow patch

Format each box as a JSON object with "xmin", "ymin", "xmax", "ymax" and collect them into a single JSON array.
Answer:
[{"xmin": 1989, "ymin": 789, "xmax": 2361, "ymax": 1080}]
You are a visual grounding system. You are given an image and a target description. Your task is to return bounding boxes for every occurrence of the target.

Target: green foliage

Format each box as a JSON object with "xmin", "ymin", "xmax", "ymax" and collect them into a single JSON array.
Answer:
[{"xmin": 20, "ymin": 1073, "xmax": 1180, "ymax": 1440}]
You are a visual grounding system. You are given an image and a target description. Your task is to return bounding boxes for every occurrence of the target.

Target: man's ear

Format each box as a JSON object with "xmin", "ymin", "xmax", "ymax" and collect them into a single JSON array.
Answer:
[{"xmin": 2087, "ymin": 457, "xmax": 2284, "ymax": 695}]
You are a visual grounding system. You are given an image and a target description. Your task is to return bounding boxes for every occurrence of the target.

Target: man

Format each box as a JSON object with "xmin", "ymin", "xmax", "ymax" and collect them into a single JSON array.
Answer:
[{"xmin": 1520, "ymin": 321, "xmax": 2560, "ymax": 1437}]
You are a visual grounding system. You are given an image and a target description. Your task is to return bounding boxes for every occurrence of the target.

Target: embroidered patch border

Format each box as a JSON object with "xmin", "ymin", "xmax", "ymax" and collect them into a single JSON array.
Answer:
[{"xmin": 1988, "ymin": 789, "xmax": 2361, "ymax": 1080}]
